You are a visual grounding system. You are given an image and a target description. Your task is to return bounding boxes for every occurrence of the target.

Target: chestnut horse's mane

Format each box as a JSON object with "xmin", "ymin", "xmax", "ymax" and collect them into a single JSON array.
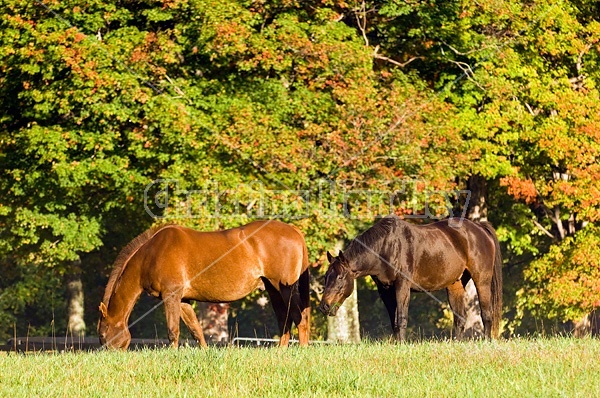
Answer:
[{"xmin": 102, "ymin": 224, "xmax": 177, "ymax": 306}]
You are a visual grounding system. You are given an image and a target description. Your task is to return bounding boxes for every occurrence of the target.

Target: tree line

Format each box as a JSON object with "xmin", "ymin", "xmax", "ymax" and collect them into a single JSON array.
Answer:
[{"xmin": 1, "ymin": 0, "xmax": 599, "ymax": 341}]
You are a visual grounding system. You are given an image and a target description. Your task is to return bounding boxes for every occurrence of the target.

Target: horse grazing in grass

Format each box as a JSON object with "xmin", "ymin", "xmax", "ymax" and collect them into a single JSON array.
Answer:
[
  {"xmin": 98, "ymin": 220, "xmax": 311, "ymax": 349},
  {"xmin": 319, "ymin": 216, "xmax": 502, "ymax": 340}
]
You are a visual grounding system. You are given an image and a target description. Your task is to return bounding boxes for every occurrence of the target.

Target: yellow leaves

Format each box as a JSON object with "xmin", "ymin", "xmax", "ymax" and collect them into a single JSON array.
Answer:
[{"xmin": 522, "ymin": 225, "xmax": 600, "ymax": 321}]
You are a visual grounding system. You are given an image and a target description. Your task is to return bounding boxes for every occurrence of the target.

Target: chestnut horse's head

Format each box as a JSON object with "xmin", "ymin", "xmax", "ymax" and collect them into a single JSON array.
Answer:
[
  {"xmin": 319, "ymin": 251, "xmax": 355, "ymax": 316},
  {"xmin": 97, "ymin": 302, "xmax": 131, "ymax": 350}
]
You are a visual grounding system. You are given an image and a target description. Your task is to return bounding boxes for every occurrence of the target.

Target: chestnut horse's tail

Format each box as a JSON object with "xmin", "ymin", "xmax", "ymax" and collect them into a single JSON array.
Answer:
[{"xmin": 478, "ymin": 221, "xmax": 503, "ymax": 338}]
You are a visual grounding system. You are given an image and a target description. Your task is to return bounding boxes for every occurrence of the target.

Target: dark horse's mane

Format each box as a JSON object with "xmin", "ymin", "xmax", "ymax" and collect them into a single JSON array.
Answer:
[
  {"xmin": 102, "ymin": 224, "xmax": 176, "ymax": 306},
  {"xmin": 345, "ymin": 215, "xmax": 398, "ymax": 258}
]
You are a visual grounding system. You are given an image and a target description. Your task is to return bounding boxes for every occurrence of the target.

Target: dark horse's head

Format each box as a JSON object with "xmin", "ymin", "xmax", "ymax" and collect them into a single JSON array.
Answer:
[
  {"xmin": 319, "ymin": 251, "xmax": 355, "ymax": 316},
  {"xmin": 97, "ymin": 302, "xmax": 131, "ymax": 350}
]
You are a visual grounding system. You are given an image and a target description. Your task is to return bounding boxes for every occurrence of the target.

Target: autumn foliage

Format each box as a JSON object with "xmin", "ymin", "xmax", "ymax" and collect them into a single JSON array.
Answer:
[{"xmin": 1, "ymin": 0, "xmax": 600, "ymax": 339}]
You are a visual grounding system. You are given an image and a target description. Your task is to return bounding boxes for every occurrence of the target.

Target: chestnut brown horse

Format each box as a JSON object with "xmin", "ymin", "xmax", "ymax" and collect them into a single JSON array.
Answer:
[
  {"xmin": 319, "ymin": 216, "xmax": 502, "ymax": 340},
  {"xmin": 98, "ymin": 220, "xmax": 311, "ymax": 349}
]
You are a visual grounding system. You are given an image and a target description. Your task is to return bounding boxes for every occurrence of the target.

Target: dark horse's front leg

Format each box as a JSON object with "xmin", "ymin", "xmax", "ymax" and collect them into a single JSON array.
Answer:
[
  {"xmin": 262, "ymin": 278, "xmax": 305, "ymax": 347},
  {"xmin": 372, "ymin": 276, "xmax": 398, "ymax": 336},
  {"xmin": 394, "ymin": 278, "xmax": 411, "ymax": 341}
]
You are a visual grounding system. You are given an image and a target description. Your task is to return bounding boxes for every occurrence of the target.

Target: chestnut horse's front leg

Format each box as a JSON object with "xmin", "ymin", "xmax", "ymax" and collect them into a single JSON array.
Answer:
[
  {"xmin": 163, "ymin": 293, "xmax": 182, "ymax": 348},
  {"xmin": 394, "ymin": 278, "xmax": 411, "ymax": 342}
]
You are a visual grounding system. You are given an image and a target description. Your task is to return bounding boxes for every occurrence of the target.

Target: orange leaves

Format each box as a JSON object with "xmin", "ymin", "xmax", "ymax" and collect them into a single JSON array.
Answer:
[
  {"xmin": 500, "ymin": 176, "xmax": 538, "ymax": 204},
  {"xmin": 505, "ymin": 82, "xmax": 600, "ymax": 221},
  {"xmin": 552, "ymin": 179, "xmax": 577, "ymax": 198},
  {"xmin": 130, "ymin": 46, "xmax": 149, "ymax": 64},
  {"xmin": 579, "ymin": 123, "xmax": 600, "ymax": 142},
  {"xmin": 73, "ymin": 32, "xmax": 85, "ymax": 43},
  {"xmin": 210, "ymin": 20, "xmax": 250, "ymax": 59},
  {"xmin": 61, "ymin": 43, "xmax": 102, "ymax": 85}
]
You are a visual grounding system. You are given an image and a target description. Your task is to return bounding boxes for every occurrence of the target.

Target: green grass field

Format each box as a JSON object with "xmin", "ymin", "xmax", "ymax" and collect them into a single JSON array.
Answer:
[{"xmin": 1, "ymin": 337, "xmax": 599, "ymax": 397}]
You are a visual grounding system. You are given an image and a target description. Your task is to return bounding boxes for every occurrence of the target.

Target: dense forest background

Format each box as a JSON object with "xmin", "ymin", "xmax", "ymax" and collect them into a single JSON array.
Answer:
[{"xmin": 1, "ymin": 0, "xmax": 600, "ymax": 342}]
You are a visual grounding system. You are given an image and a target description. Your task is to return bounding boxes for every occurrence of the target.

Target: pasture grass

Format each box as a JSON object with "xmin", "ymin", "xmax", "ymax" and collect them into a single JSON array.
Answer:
[{"xmin": 1, "ymin": 337, "xmax": 599, "ymax": 397}]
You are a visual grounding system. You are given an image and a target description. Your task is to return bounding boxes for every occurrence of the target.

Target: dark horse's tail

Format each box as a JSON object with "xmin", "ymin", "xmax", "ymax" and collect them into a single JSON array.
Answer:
[{"xmin": 478, "ymin": 221, "xmax": 503, "ymax": 338}]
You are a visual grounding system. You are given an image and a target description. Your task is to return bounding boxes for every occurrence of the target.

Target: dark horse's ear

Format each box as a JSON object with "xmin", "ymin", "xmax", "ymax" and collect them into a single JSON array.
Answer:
[
  {"xmin": 99, "ymin": 302, "xmax": 108, "ymax": 318},
  {"xmin": 327, "ymin": 251, "xmax": 335, "ymax": 264},
  {"xmin": 338, "ymin": 251, "xmax": 347, "ymax": 266}
]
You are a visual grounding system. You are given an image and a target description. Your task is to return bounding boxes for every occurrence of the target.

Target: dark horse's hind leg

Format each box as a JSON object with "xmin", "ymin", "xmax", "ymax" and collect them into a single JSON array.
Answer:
[
  {"xmin": 474, "ymin": 280, "xmax": 494, "ymax": 339},
  {"xmin": 372, "ymin": 277, "xmax": 398, "ymax": 337},
  {"xmin": 470, "ymin": 268, "xmax": 494, "ymax": 339},
  {"xmin": 297, "ymin": 269, "xmax": 311, "ymax": 346},
  {"xmin": 262, "ymin": 278, "xmax": 298, "ymax": 347},
  {"xmin": 446, "ymin": 280, "xmax": 467, "ymax": 340}
]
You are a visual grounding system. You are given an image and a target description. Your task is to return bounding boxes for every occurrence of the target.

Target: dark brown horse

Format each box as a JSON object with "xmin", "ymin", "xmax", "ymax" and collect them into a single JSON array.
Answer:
[
  {"xmin": 98, "ymin": 220, "xmax": 311, "ymax": 349},
  {"xmin": 319, "ymin": 216, "xmax": 502, "ymax": 340}
]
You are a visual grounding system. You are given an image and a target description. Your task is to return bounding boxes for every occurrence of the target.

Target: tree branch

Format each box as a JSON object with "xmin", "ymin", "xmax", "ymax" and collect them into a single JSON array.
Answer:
[
  {"xmin": 373, "ymin": 49, "xmax": 423, "ymax": 68},
  {"xmin": 447, "ymin": 59, "xmax": 485, "ymax": 90},
  {"xmin": 441, "ymin": 41, "xmax": 493, "ymax": 56},
  {"xmin": 164, "ymin": 74, "xmax": 191, "ymax": 104},
  {"xmin": 524, "ymin": 102, "xmax": 538, "ymax": 116},
  {"xmin": 532, "ymin": 219, "xmax": 555, "ymax": 239},
  {"xmin": 355, "ymin": 0, "xmax": 369, "ymax": 47}
]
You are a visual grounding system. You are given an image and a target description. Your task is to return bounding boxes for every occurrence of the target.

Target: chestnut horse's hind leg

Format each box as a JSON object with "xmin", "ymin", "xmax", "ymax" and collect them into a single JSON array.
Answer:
[
  {"xmin": 446, "ymin": 280, "xmax": 467, "ymax": 340},
  {"xmin": 180, "ymin": 301, "xmax": 208, "ymax": 348},
  {"xmin": 163, "ymin": 293, "xmax": 182, "ymax": 348}
]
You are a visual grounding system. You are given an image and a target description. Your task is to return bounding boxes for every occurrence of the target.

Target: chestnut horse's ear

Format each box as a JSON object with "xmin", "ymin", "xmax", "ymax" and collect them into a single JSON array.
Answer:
[
  {"xmin": 326, "ymin": 251, "xmax": 335, "ymax": 264},
  {"xmin": 99, "ymin": 302, "xmax": 108, "ymax": 318}
]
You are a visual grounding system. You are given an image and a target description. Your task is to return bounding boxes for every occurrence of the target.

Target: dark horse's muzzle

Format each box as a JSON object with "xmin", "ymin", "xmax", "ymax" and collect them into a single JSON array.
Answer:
[{"xmin": 319, "ymin": 302, "xmax": 337, "ymax": 316}]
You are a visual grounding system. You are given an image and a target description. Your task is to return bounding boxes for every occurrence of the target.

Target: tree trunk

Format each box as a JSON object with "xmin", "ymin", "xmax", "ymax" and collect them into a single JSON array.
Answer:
[
  {"xmin": 466, "ymin": 174, "xmax": 488, "ymax": 222},
  {"xmin": 66, "ymin": 258, "xmax": 86, "ymax": 338},
  {"xmin": 197, "ymin": 303, "xmax": 229, "ymax": 343},
  {"xmin": 462, "ymin": 280, "xmax": 483, "ymax": 338},
  {"xmin": 573, "ymin": 310, "xmax": 599, "ymax": 337},
  {"xmin": 326, "ymin": 239, "xmax": 360, "ymax": 343},
  {"xmin": 327, "ymin": 279, "xmax": 361, "ymax": 343},
  {"xmin": 462, "ymin": 175, "xmax": 486, "ymax": 338},
  {"xmin": 573, "ymin": 313, "xmax": 591, "ymax": 337}
]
